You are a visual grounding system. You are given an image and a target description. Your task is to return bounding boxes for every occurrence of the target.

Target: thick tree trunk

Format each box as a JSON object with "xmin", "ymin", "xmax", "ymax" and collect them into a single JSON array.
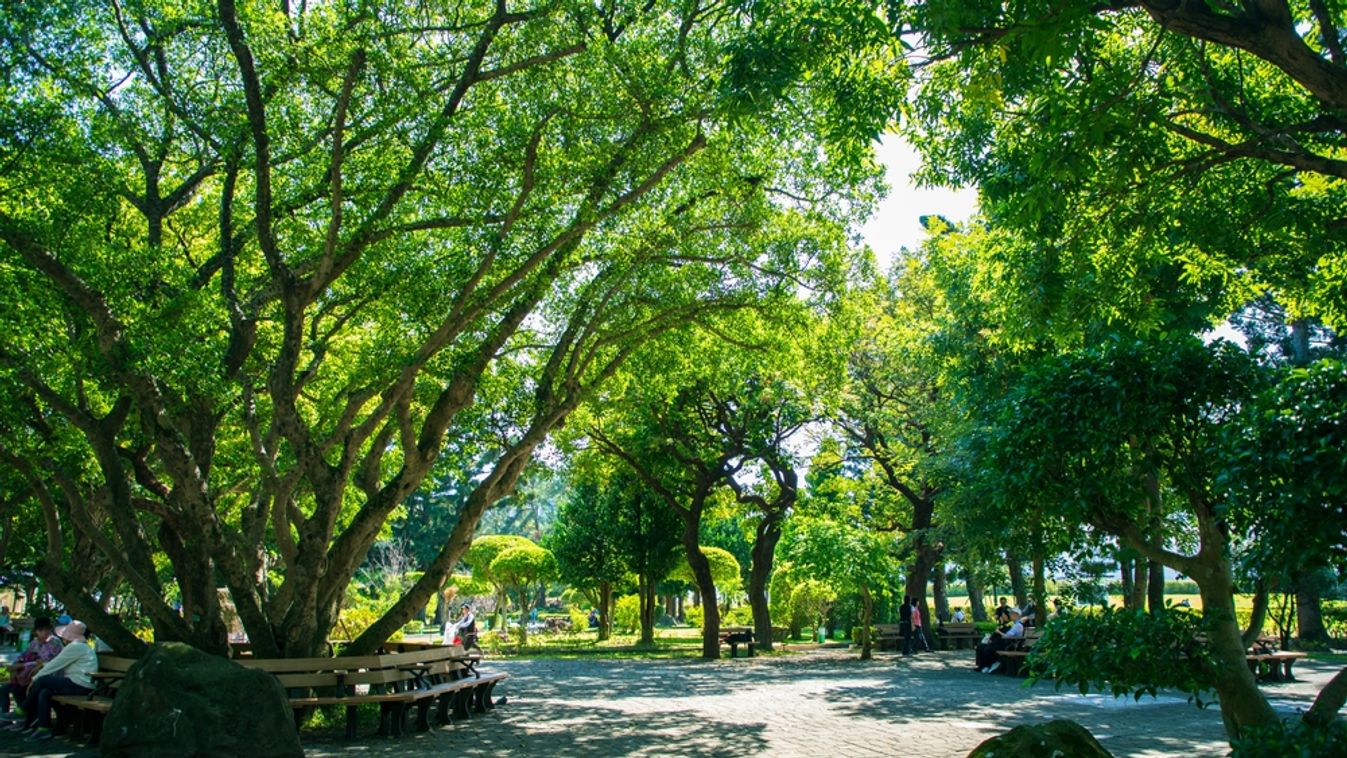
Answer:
[
  {"xmin": 1195, "ymin": 562, "xmax": 1278, "ymax": 737},
  {"xmin": 1297, "ymin": 585, "xmax": 1331, "ymax": 646},
  {"xmin": 933, "ymin": 563, "xmax": 950, "ymax": 621},
  {"xmin": 1147, "ymin": 559, "xmax": 1165, "ymax": 614},
  {"xmin": 965, "ymin": 569, "xmax": 989, "ymax": 622},
  {"xmin": 748, "ymin": 515, "xmax": 784, "ymax": 652},
  {"xmin": 1007, "ymin": 553, "xmax": 1028, "ymax": 608},
  {"xmin": 680, "ymin": 522, "xmax": 720, "ymax": 659}
]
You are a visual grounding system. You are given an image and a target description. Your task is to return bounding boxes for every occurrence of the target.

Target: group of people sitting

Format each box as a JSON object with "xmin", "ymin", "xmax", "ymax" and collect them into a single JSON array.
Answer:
[{"xmin": 0, "ymin": 617, "xmax": 96, "ymax": 742}]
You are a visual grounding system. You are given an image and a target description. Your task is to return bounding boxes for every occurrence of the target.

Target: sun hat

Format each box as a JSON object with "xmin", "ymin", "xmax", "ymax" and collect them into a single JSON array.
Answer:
[
  {"xmin": 54, "ymin": 620, "xmax": 87, "ymax": 642},
  {"xmin": 1008, "ymin": 607, "xmax": 1022, "ymax": 616}
]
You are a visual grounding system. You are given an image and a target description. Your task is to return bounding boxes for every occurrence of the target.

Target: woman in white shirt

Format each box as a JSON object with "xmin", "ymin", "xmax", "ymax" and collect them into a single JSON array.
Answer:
[
  {"xmin": 5, "ymin": 620, "xmax": 97, "ymax": 741},
  {"xmin": 442, "ymin": 605, "xmax": 476, "ymax": 646}
]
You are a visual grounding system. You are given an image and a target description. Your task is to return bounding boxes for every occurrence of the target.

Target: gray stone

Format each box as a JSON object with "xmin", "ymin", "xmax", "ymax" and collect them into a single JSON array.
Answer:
[
  {"xmin": 967, "ymin": 719, "xmax": 1113, "ymax": 758},
  {"xmin": 101, "ymin": 641, "xmax": 302, "ymax": 758}
]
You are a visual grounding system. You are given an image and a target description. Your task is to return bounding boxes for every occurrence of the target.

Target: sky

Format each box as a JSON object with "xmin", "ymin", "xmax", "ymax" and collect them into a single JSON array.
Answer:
[{"xmin": 859, "ymin": 135, "xmax": 979, "ymax": 269}]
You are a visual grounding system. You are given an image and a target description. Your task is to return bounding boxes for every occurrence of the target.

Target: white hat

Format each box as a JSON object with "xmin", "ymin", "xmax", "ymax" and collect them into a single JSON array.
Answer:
[{"xmin": 55, "ymin": 620, "xmax": 87, "ymax": 642}]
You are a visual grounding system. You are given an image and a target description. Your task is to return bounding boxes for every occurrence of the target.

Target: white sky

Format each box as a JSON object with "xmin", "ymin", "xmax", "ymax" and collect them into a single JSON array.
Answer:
[{"xmin": 860, "ymin": 134, "xmax": 979, "ymax": 270}]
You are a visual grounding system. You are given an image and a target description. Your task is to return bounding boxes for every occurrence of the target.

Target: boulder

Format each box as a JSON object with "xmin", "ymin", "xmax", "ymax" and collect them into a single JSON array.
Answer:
[
  {"xmin": 101, "ymin": 642, "xmax": 303, "ymax": 758},
  {"xmin": 967, "ymin": 719, "xmax": 1113, "ymax": 758}
]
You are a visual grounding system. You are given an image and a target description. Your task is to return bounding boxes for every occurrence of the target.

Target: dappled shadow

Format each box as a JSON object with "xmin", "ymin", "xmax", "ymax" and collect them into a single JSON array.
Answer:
[{"xmin": 306, "ymin": 700, "xmax": 768, "ymax": 758}]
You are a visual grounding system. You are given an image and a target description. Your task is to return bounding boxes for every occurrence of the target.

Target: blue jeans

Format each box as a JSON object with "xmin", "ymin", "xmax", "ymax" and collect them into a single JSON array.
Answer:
[{"xmin": 20, "ymin": 675, "xmax": 92, "ymax": 729}]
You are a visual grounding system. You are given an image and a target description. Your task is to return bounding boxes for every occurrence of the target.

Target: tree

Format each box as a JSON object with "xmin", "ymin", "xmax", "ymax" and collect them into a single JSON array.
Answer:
[
  {"xmin": 982, "ymin": 336, "xmax": 1298, "ymax": 737},
  {"xmin": 779, "ymin": 513, "xmax": 897, "ymax": 660},
  {"xmin": 608, "ymin": 473, "xmax": 682, "ymax": 647},
  {"xmin": 489, "ymin": 542, "xmax": 556, "ymax": 644},
  {"xmin": 547, "ymin": 476, "xmax": 628, "ymax": 641},
  {"xmin": 463, "ymin": 535, "xmax": 537, "ymax": 630},
  {"xmin": 0, "ymin": 0, "xmax": 895, "ymax": 656},
  {"xmin": 903, "ymin": 1, "xmax": 1347, "ymax": 332},
  {"xmin": 671, "ymin": 545, "xmax": 742, "ymax": 611}
]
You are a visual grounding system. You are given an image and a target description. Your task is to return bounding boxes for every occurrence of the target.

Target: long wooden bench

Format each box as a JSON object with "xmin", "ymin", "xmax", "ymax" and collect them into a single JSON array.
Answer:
[
  {"xmin": 935, "ymin": 622, "xmax": 979, "ymax": 650},
  {"xmin": 53, "ymin": 646, "xmax": 508, "ymax": 743}
]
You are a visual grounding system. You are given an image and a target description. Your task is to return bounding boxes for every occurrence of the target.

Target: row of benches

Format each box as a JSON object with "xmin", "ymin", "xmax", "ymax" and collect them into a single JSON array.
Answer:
[
  {"xmin": 50, "ymin": 643, "xmax": 507, "ymax": 746},
  {"xmin": 987, "ymin": 631, "xmax": 1308, "ymax": 682}
]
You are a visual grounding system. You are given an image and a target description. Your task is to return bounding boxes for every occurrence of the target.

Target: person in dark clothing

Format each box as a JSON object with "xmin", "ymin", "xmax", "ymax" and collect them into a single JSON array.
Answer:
[
  {"xmin": 994, "ymin": 597, "xmax": 1012, "ymax": 627},
  {"xmin": 899, "ymin": 595, "xmax": 914, "ymax": 656}
]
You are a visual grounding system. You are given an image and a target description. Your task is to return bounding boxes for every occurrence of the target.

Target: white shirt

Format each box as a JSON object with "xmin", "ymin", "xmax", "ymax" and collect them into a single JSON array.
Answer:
[
  {"xmin": 952, "ymin": 610, "xmax": 966, "ymax": 622},
  {"xmin": 441, "ymin": 611, "xmax": 475, "ymax": 645}
]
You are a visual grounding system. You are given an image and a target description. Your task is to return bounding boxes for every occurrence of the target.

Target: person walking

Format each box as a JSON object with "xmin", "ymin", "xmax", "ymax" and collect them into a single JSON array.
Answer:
[{"xmin": 911, "ymin": 601, "xmax": 932, "ymax": 653}]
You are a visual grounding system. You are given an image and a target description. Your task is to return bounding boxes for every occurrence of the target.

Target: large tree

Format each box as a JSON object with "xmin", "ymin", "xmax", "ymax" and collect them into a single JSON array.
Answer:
[{"xmin": 0, "ymin": 0, "xmax": 894, "ymax": 656}]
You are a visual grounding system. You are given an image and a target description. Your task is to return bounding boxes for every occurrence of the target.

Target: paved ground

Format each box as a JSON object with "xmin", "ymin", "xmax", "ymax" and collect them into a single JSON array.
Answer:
[{"xmin": 0, "ymin": 647, "xmax": 1336, "ymax": 757}]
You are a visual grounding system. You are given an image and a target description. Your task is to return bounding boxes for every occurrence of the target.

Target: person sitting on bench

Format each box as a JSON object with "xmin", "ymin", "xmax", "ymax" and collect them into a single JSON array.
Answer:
[
  {"xmin": 974, "ymin": 608, "xmax": 1024, "ymax": 674},
  {"xmin": 3, "ymin": 620, "xmax": 96, "ymax": 742}
]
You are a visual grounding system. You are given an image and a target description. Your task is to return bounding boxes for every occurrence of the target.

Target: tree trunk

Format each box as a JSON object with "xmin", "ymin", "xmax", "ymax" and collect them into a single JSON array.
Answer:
[
  {"xmin": 680, "ymin": 522, "xmax": 720, "ymax": 659},
  {"xmin": 905, "ymin": 538, "xmax": 939, "ymax": 631},
  {"xmin": 1147, "ymin": 559, "xmax": 1165, "ymax": 614},
  {"xmin": 1194, "ymin": 560, "xmax": 1278, "ymax": 737},
  {"xmin": 933, "ymin": 563, "xmax": 950, "ymax": 622},
  {"xmin": 1120, "ymin": 555, "xmax": 1134, "ymax": 605},
  {"xmin": 965, "ymin": 568, "xmax": 989, "ymax": 622},
  {"xmin": 598, "ymin": 580, "xmax": 613, "ymax": 642},
  {"xmin": 1297, "ymin": 585, "xmax": 1331, "ymax": 646},
  {"xmin": 1031, "ymin": 553, "xmax": 1047, "ymax": 620},
  {"xmin": 1129, "ymin": 557, "xmax": 1148, "ymax": 610},
  {"xmin": 1007, "ymin": 552, "xmax": 1028, "ymax": 608},
  {"xmin": 638, "ymin": 574, "xmax": 658, "ymax": 646},
  {"xmin": 858, "ymin": 583, "xmax": 874, "ymax": 660},
  {"xmin": 748, "ymin": 515, "xmax": 784, "ymax": 652}
]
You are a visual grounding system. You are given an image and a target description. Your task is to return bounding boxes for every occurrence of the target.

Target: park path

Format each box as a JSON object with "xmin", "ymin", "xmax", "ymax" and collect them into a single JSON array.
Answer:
[{"xmin": 0, "ymin": 647, "xmax": 1333, "ymax": 757}]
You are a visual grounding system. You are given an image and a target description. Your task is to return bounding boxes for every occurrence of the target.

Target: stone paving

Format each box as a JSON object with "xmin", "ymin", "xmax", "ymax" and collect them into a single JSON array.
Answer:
[{"xmin": 0, "ymin": 647, "xmax": 1337, "ymax": 757}]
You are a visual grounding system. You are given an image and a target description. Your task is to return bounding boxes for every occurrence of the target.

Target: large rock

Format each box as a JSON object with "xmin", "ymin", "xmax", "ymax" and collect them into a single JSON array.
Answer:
[
  {"xmin": 967, "ymin": 720, "xmax": 1113, "ymax": 758},
  {"xmin": 101, "ymin": 642, "xmax": 303, "ymax": 758}
]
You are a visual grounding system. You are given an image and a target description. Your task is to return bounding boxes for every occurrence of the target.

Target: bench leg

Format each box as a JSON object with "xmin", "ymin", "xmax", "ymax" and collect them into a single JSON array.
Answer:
[
  {"xmin": 451, "ymin": 688, "xmax": 473, "ymax": 721},
  {"xmin": 435, "ymin": 693, "xmax": 455, "ymax": 726},
  {"xmin": 413, "ymin": 699, "xmax": 433, "ymax": 732},
  {"xmin": 485, "ymin": 681, "xmax": 500, "ymax": 710},
  {"xmin": 345, "ymin": 705, "xmax": 359, "ymax": 740},
  {"xmin": 87, "ymin": 713, "xmax": 104, "ymax": 747}
]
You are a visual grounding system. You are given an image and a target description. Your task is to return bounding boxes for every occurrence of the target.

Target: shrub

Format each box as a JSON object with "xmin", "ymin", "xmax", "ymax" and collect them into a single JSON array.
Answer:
[
  {"xmin": 724, "ymin": 605, "xmax": 753, "ymax": 626},
  {"xmin": 567, "ymin": 606, "xmax": 589, "ymax": 633},
  {"xmin": 613, "ymin": 594, "xmax": 641, "ymax": 633},
  {"xmin": 1028, "ymin": 605, "xmax": 1214, "ymax": 702},
  {"xmin": 1231, "ymin": 718, "xmax": 1347, "ymax": 757},
  {"xmin": 685, "ymin": 604, "xmax": 704, "ymax": 629}
]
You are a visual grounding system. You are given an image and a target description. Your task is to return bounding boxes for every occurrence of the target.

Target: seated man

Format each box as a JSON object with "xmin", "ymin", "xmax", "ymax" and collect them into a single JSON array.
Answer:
[{"xmin": 973, "ymin": 608, "xmax": 1025, "ymax": 674}]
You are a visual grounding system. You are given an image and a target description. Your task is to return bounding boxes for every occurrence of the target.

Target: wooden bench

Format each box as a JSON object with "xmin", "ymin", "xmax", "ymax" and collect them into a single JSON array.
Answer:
[
  {"xmin": 54, "ymin": 646, "xmax": 508, "ymax": 744},
  {"xmin": 719, "ymin": 626, "xmax": 755, "ymax": 657},
  {"xmin": 994, "ymin": 629, "xmax": 1043, "ymax": 676},
  {"xmin": 51, "ymin": 654, "xmax": 137, "ymax": 746},
  {"xmin": 935, "ymin": 622, "xmax": 979, "ymax": 650},
  {"xmin": 873, "ymin": 623, "xmax": 903, "ymax": 651},
  {"xmin": 1244, "ymin": 637, "xmax": 1307, "ymax": 682},
  {"xmin": 240, "ymin": 645, "xmax": 505, "ymax": 738}
]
